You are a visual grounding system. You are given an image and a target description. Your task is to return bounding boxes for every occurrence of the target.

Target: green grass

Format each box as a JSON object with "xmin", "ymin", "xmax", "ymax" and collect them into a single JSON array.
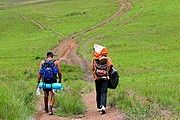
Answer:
[
  {"xmin": 77, "ymin": 0, "xmax": 180, "ymax": 119},
  {"xmin": 1, "ymin": 0, "xmax": 179, "ymax": 119},
  {"xmin": 0, "ymin": 77, "xmax": 36, "ymax": 120},
  {"xmin": 54, "ymin": 63, "xmax": 94, "ymax": 117}
]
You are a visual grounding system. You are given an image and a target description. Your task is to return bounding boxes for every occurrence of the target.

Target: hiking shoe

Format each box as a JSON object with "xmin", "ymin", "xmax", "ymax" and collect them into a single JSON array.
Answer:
[
  {"xmin": 49, "ymin": 109, "xmax": 53, "ymax": 115},
  {"xmin": 44, "ymin": 108, "xmax": 49, "ymax": 113},
  {"xmin": 97, "ymin": 108, "xmax": 101, "ymax": 112},
  {"xmin": 101, "ymin": 106, "xmax": 106, "ymax": 115}
]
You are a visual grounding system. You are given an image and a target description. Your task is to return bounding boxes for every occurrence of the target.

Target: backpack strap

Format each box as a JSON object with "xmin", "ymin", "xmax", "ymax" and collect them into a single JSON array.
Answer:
[
  {"xmin": 43, "ymin": 59, "xmax": 55, "ymax": 63},
  {"xmin": 43, "ymin": 82, "xmax": 46, "ymax": 89},
  {"xmin": 43, "ymin": 59, "xmax": 56, "ymax": 67},
  {"xmin": 104, "ymin": 60, "xmax": 109, "ymax": 79},
  {"xmin": 42, "ymin": 59, "xmax": 48, "ymax": 68}
]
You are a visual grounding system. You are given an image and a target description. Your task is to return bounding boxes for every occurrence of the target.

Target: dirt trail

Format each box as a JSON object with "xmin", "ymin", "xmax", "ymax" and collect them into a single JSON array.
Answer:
[{"xmin": 34, "ymin": 0, "xmax": 132, "ymax": 119}]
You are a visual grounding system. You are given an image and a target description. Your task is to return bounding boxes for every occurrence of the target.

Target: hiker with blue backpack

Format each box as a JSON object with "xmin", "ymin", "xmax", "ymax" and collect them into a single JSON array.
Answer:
[{"xmin": 37, "ymin": 52, "xmax": 62, "ymax": 115}]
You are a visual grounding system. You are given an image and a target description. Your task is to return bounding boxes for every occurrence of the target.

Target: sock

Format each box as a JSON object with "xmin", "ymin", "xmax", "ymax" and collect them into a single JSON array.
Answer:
[
  {"xmin": 50, "ymin": 105, "xmax": 53, "ymax": 110},
  {"xmin": 45, "ymin": 105, "xmax": 48, "ymax": 109}
]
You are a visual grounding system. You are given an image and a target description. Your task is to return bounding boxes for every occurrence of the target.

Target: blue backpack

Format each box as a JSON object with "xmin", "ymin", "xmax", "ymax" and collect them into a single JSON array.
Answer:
[{"xmin": 39, "ymin": 59, "xmax": 58, "ymax": 83}]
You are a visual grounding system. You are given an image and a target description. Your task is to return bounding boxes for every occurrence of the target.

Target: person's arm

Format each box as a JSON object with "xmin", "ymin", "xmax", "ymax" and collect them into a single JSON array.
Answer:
[
  {"xmin": 36, "ymin": 60, "xmax": 44, "ymax": 88},
  {"xmin": 55, "ymin": 61, "xmax": 62, "ymax": 83},
  {"xmin": 36, "ymin": 73, "xmax": 41, "ymax": 88},
  {"xmin": 37, "ymin": 73, "xmax": 41, "ymax": 83},
  {"xmin": 91, "ymin": 59, "xmax": 94, "ymax": 72},
  {"xmin": 107, "ymin": 57, "xmax": 113, "ymax": 71},
  {"xmin": 91, "ymin": 58, "xmax": 96, "ymax": 79}
]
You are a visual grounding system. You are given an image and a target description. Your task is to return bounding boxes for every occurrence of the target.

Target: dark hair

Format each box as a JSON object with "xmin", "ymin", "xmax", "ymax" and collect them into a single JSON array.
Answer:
[{"xmin": 46, "ymin": 52, "xmax": 53, "ymax": 57}]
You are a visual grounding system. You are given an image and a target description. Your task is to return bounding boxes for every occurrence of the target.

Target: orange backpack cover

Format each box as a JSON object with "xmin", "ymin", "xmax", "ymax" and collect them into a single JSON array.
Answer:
[{"xmin": 93, "ymin": 44, "xmax": 108, "ymax": 59}]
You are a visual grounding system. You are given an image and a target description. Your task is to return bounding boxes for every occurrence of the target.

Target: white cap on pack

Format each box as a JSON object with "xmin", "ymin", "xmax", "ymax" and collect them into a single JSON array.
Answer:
[{"xmin": 94, "ymin": 44, "xmax": 105, "ymax": 53}]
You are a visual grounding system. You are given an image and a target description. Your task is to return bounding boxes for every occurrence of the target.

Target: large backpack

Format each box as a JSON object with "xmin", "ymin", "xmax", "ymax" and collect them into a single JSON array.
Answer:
[
  {"xmin": 94, "ymin": 58, "xmax": 108, "ymax": 78},
  {"xmin": 39, "ymin": 59, "xmax": 58, "ymax": 84},
  {"xmin": 108, "ymin": 69, "xmax": 119, "ymax": 89}
]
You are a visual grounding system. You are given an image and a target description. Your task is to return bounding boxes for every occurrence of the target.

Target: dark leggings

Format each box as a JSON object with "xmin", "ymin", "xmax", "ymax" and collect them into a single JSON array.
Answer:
[{"xmin": 95, "ymin": 79, "xmax": 108, "ymax": 109}]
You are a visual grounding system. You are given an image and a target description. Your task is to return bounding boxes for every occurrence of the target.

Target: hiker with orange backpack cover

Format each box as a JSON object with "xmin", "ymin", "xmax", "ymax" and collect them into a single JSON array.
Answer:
[
  {"xmin": 37, "ymin": 52, "xmax": 62, "ymax": 115},
  {"xmin": 91, "ymin": 44, "xmax": 113, "ymax": 114}
]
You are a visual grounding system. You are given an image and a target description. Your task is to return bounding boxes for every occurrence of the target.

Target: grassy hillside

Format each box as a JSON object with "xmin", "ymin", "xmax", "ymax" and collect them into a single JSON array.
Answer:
[
  {"xmin": 77, "ymin": 0, "xmax": 180, "ymax": 119},
  {"xmin": 0, "ymin": 0, "xmax": 118, "ymax": 119},
  {"xmin": 0, "ymin": 0, "xmax": 179, "ymax": 119}
]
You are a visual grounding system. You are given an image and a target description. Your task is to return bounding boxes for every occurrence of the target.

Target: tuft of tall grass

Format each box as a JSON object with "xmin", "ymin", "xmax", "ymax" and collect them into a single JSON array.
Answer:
[
  {"xmin": 55, "ymin": 92, "xmax": 85, "ymax": 117},
  {"xmin": 54, "ymin": 64, "xmax": 94, "ymax": 117},
  {"xmin": 0, "ymin": 78, "xmax": 35, "ymax": 120}
]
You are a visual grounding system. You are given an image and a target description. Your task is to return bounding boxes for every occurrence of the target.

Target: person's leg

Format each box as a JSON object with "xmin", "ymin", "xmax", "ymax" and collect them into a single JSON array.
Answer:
[
  {"xmin": 95, "ymin": 80, "xmax": 102, "ymax": 110},
  {"xmin": 49, "ymin": 90, "xmax": 54, "ymax": 115},
  {"xmin": 43, "ymin": 89, "xmax": 49, "ymax": 113},
  {"xmin": 49, "ymin": 91, "xmax": 54, "ymax": 107},
  {"xmin": 100, "ymin": 79, "xmax": 108, "ymax": 114}
]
